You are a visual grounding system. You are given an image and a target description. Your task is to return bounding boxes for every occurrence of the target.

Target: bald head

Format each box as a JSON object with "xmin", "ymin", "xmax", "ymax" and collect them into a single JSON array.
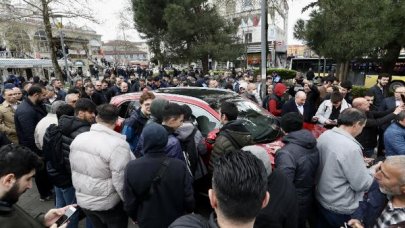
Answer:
[
  {"xmin": 295, "ymin": 91, "xmax": 306, "ymax": 106},
  {"xmin": 352, "ymin": 97, "xmax": 370, "ymax": 112}
]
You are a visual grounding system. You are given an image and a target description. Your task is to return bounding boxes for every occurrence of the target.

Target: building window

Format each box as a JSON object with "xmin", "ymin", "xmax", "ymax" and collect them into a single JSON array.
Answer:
[{"xmin": 245, "ymin": 33, "xmax": 252, "ymax": 43}]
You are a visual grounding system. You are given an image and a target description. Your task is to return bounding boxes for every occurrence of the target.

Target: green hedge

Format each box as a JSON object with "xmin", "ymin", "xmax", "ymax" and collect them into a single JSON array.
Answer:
[
  {"xmin": 351, "ymin": 86, "xmax": 369, "ymax": 98},
  {"xmin": 253, "ymin": 68, "xmax": 297, "ymax": 80}
]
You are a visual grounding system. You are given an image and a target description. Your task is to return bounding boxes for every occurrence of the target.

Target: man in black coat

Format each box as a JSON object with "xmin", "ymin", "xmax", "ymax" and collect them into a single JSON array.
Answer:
[
  {"xmin": 124, "ymin": 122, "xmax": 194, "ymax": 228},
  {"xmin": 14, "ymin": 84, "xmax": 53, "ymax": 200},
  {"xmin": 275, "ymin": 112, "xmax": 319, "ymax": 228},
  {"xmin": 352, "ymin": 97, "xmax": 403, "ymax": 157},
  {"xmin": 367, "ymin": 73, "xmax": 390, "ymax": 110},
  {"xmin": 282, "ymin": 91, "xmax": 313, "ymax": 122}
]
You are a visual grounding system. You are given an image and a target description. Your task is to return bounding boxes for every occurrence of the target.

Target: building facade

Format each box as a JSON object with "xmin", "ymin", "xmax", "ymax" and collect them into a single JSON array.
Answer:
[
  {"xmin": 102, "ymin": 40, "xmax": 149, "ymax": 66},
  {"xmin": 0, "ymin": 2, "xmax": 103, "ymax": 79},
  {"xmin": 214, "ymin": 0, "xmax": 289, "ymax": 68}
]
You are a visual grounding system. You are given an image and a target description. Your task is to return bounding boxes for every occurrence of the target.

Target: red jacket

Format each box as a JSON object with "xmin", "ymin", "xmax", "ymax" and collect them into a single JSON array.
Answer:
[{"xmin": 268, "ymin": 83, "xmax": 287, "ymax": 116}]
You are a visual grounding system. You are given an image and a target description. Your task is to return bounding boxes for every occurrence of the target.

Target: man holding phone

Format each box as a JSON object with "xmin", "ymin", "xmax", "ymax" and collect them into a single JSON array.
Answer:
[{"xmin": 0, "ymin": 144, "xmax": 72, "ymax": 228}]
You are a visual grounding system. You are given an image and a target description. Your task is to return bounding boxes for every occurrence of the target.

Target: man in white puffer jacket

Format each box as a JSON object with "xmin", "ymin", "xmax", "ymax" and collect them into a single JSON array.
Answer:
[{"xmin": 70, "ymin": 104, "xmax": 134, "ymax": 228}]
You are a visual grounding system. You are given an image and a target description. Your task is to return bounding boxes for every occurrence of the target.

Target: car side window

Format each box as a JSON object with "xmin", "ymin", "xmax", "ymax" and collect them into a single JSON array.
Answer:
[
  {"xmin": 118, "ymin": 101, "xmax": 140, "ymax": 118},
  {"xmin": 177, "ymin": 102, "xmax": 220, "ymax": 136}
]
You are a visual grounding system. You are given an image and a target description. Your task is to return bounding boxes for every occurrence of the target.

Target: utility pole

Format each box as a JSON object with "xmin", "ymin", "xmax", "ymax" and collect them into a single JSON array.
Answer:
[
  {"xmin": 260, "ymin": 0, "xmax": 268, "ymax": 100},
  {"xmin": 55, "ymin": 17, "xmax": 71, "ymax": 85}
]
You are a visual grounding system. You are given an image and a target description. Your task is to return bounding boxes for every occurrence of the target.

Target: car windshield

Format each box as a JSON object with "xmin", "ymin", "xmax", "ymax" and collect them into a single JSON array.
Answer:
[
  {"xmin": 207, "ymin": 96, "xmax": 282, "ymax": 143},
  {"xmin": 156, "ymin": 88, "xmax": 282, "ymax": 143}
]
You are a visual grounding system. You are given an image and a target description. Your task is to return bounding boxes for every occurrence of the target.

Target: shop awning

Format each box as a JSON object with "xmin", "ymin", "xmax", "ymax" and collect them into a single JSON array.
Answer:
[{"xmin": 0, "ymin": 58, "xmax": 71, "ymax": 69}]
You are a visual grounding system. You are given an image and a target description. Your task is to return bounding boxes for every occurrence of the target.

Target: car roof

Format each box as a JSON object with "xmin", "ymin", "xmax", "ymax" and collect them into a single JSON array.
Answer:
[
  {"xmin": 110, "ymin": 91, "xmax": 220, "ymax": 118},
  {"xmin": 156, "ymin": 87, "xmax": 238, "ymax": 100}
]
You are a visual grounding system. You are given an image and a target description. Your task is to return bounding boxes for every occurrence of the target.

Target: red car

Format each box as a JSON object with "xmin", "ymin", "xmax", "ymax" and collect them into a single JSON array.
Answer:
[{"xmin": 110, "ymin": 87, "xmax": 325, "ymax": 166}]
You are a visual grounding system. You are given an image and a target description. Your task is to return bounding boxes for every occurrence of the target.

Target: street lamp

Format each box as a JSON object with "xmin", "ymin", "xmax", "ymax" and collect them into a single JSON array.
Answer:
[{"xmin": 52, "ymin": 14, "xmax": 71, "ymax": 85}]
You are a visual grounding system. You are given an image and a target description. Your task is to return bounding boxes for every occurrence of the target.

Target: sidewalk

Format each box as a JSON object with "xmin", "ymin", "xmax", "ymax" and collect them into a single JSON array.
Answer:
[{"xmin": 17, "ymin": 179, "xmax": 137, "ymax": 227}]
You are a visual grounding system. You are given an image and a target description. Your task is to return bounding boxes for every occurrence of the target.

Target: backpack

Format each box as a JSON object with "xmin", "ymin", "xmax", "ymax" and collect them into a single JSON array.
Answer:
[
  {"xmin": 42, "ymin": 124, "xmax": 64, "ymax": 170},
  {"xmin": 180, "ymin": 128, "xmax": 199, "ymax": 177}
]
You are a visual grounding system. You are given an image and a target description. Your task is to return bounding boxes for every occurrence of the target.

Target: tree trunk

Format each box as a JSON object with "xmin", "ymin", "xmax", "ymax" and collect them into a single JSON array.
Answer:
[
  {"xmin": 336, "ymin": 61, "xmax": 350, "ymax": 82},
  {"xmin": 381, "ymin": 42, "xmax": 401, "ymax": 74},
  {"xmin": 41, "ymin": 0, "xmax": 64, "ymax": 83},
  {"xmin": 201, "ymin": 55, "xmax": 209, "ymax": 75}
]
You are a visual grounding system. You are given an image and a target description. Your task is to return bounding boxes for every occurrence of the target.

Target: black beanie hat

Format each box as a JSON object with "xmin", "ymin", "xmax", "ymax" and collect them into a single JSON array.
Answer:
[{"xmin": 280, "ymin": 112, "xmax": 303, "ymax": 133}]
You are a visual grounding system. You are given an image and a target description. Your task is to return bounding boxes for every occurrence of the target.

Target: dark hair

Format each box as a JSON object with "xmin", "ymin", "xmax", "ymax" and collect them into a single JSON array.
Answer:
[
  {"xmin": 27, "ymin": 84, "xmax": 44, "ymax": 96},
  {"xmin": 56, "ymin": 104, "xmax": 75, "ymax": 119},
  {"xmin": 378, "ymin": 73, "xmax": 391, "ymax": 80},
  {"xmin": 162, "ymin": 102, "xmax": 183, "ymax": 122},
  {"xmin": 139, "ymin": 91, "xmax": 155, "ymax": 104},
  {"xmin": 330, "ymin": 91, "xmax": 344, "ymax": 104},
  {"xmin": 322, "ymin": 76, "xmax": 334, "ymax": 84},
  {"xmin": 0, "ymin": 144, "xmax": 42, "ymax": 179},
  {"xmin": 74, "ymin": 98, "xmax": 96, "ymax": 115},
  {"xmin": 97, "ymin": 104, "xmax": 119, "ymax": 125},
  {"xmin": 181, "ymin": 104, "xmax": 193, "ymax": 121},
  {"xmin": 213, "ymin": 150, "xmax": 267, "ymax": 222},
  {"xmin": 340, "ymin": 80, "xmax": 352, "ymax": 90},
  {"xmin": 67, "ymin": 88, "xmax": 80, "ymax": 95},
  {"xmin": 338, "ymin": 108, "xmax": 367, "ymax": 126},
  {"xmin": 85, "ymin": 83, "xmax": 94, "ymax": 89},
  {"xmin": 220, "ymin": 102, "xmax": 238, "ymax": 121},
  {"xmin": 280, "ymin": 112, "xmax": 303, "ymax": 133},
  {"xmin": 364, "ymin": 90, "xmax": 374, "ymax": 97}
]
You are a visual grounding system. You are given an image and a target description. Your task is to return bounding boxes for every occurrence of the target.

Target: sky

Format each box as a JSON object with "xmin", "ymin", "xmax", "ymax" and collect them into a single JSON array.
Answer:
[{"xmin": 80, "ymin": 0, "xmax": 312, "ymax": 44}]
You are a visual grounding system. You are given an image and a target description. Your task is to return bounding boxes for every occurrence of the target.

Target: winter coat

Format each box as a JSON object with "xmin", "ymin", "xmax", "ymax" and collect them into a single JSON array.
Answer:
[
  {"xmin": 176, "ymin": 122, "xmax": 207, "ymax": 180},
  {"xmin": 315, "ymin": 99, "xmax": 351, "ymax": 124},
  {"xmin": 0, "ymin": 202, "xmax": 45, "ymax": 228},
  {"xmin": 122, "ymin": 108, "xmax": 148, "ymax": 152},
  {"xmin": 15, "ymin": 98, "xmax": 47, "ymax": 154},
  {"xmin": 45, "ymin": 115, "xmax": 91, "ymax": 188},
  {"xmin": 169, "ymin": 213, "xmax": 219, "ymax": 228},
  {"xmin": 254, "ymin": 170, "xmax": 299, "ymax": 228},
  {"xmin": 367, "ymin": 84, "xmax": 388, "ymax": 110},
  {"xmin": 384, "ymin": 122, "xmax": 405, "ymax": 156},
  {"xmin": 0, "ymin": 101, "xmax": 18, "ymax": 144},
  {"xmin": 275, "ymin": 129, "xmax": 319, "ymax": 225},
  {"xmin": 351, "ymin": 180, "xmax": 387, "ymax": 228},
  {"xmin": 70, "ymin": 123, "xmax": 133, "ymax": 211},
  {"xmin": 124, "ymin": 123, "xmax": 194, "ymax": 228},
  {"xmin": 268, "ymin": 83, "xmax": 287, "ymax": 116},
  {"xmin": 34, "ymin": 113, "xmax": 58, "ymax": 150},
  {"xmin": 209, "ymin": 120, "xmax": 253, "ymax": 173},
  {"xmin": 355, "ymin": 109, "xmax": 395, "ymax": 150}
]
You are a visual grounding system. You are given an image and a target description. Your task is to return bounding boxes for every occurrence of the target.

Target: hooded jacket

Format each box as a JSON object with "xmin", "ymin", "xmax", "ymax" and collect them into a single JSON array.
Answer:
[
  {"xmin": 275, "ymin": 129, "xmax": 319, "ymax": 225},
  {"xmin": 46, "ymin": 115, "xmax": 91, "ymax": 188},
  {"xmin": 209, "ymin": 120, "xmax": 253, "ymax": 173},
  {"xmin": 124, "ymin": 123, "xmax": 194, "ymax": 228},
  {"xmin": 268, "ymin": 83, "xmax": 287, "ymax": 116},
  {"xmin": 176, "ymin": 122, "xmax": 207, "ymax": 180},
  {"xmin": 122, "ymin": 108, "xmax": 149, "ymax": 152}
]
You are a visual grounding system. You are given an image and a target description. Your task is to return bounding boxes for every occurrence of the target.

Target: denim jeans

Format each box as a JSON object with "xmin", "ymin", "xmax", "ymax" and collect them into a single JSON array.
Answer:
[
  {"xmin": 82, "ymin": 201, "xmax": 128, "ymax": 228},
  {"xmin": 54, "ymin": 186, "xmax": 79, "ymax": 228},
  {"xmin": 316, "ymin": 203, "xmax": 351, "ymax": 228}
]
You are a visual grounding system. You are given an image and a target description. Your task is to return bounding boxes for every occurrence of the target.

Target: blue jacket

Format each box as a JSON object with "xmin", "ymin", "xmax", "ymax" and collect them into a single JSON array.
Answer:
[
  {"xmin": 122, "ymin": 108, "xmax": 148, "ymax": 153},
  {"xmin": 384, "ymin": 122, "xmax": 405, "ymax": 156},
  {"xmin": 135, "ymin": 125, "xmax": 185, "ymax": 161},
  {"xmin": 351, "ymin": 180, "xmax": 387, "ymax": 228}
]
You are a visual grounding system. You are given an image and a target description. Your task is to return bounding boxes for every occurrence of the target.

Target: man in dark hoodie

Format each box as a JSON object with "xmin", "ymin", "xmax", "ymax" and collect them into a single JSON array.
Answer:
[
  {"xmin": 124, "ymin": 122, "xmax": 194, "ymax": 228},
  {"xmin": 209, "ymin": 102, "xmax": 253, "ymax": 174},
  {"xmin": 43, "ymin": 98, "xmax": 96, "ymax": 228},
  {"xmin": 275, "ymin": 112, "xmax": 319, "ymax": 228}
]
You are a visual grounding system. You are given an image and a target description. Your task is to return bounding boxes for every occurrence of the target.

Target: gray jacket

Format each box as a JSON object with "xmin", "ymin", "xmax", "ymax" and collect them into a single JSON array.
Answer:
[{"xmin": 315, "ymin": 127, "xmax": 373, "ymax": 215}]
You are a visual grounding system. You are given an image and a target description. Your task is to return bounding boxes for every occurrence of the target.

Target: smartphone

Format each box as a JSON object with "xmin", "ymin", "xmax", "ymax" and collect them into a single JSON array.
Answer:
[
  {"xmin": 55, "ymin": 206, "xmax": 78, "ymax": 226},
  {"xmin": 401, "ymin": 94, "xmax": 405, "ymax": 103}
]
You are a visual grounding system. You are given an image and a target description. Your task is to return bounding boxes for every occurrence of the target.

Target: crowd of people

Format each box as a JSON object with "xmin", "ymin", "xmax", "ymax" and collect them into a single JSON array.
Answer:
[{"xmin": 0, "ymin": 67, "xmax": 405, "ymax": 228}]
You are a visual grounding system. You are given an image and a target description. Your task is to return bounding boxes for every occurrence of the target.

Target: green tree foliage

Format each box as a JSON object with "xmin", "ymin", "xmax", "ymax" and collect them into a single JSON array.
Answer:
[
  {"xmin": 132, "ymin": 0, "xmax": 243, "ymax": 73},
  {"xmin": 294, "ymin": 0, "xmax": 405, "ymax": 80}
]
